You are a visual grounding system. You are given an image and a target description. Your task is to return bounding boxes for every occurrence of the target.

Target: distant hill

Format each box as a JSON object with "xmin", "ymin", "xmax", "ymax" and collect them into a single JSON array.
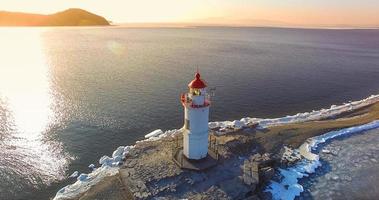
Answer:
[{"xmin": 0, "ymin": 8, "xmax": 110, "ymax": 26}]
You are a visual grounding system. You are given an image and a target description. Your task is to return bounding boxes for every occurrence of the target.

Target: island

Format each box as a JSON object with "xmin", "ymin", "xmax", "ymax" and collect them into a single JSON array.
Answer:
[{"xmin": 0, "ymin": 8, "xmax": 109, "ymax": 26}]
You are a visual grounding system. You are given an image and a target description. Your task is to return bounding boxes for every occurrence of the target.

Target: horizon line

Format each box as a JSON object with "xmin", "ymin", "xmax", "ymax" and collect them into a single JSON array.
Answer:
[{"xmin": 112, "ymin": 22, "xmax": 379, "ymax": 30}]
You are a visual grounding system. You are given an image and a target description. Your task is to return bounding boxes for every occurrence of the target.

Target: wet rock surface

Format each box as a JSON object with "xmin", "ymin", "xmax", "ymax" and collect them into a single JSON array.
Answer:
[{"xmin": 299, "ymin": 128, "xmax": 379, "ymax": 200}]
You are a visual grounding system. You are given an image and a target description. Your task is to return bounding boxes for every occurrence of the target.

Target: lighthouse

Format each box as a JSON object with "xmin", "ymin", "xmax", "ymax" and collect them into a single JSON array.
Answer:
[{"xmin": 180, "ymin": 71, "xmax": 210, "ymax": 160}]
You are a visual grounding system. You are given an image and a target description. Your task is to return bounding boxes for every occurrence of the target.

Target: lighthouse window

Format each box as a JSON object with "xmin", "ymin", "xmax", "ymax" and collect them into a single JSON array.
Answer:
[{"xmin": 193, "ymin": 89, "xmax": 201, "ymax": 96}]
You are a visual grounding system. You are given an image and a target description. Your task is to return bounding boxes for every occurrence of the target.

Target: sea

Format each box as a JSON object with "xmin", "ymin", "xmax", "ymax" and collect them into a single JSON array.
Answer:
[
  {"xmin": 0, "ymin": 26, "xmax": 378, "ymax": 200},
  {"xmin": 298, "ymin": 128, "xmax": 379, "ymax": 200}
]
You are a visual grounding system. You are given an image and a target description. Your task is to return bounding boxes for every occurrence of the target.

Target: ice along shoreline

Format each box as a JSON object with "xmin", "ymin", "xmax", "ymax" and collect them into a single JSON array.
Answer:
[{"xmin": 265, "ymin": 120, "xmax": 379, "ymax": 200}]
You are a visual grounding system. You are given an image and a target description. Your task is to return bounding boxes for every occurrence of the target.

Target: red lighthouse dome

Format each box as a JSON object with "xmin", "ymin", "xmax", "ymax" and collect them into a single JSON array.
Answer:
[{"xmin": 188, "ymin": 72, "xmax": 207, "ymax": 89}]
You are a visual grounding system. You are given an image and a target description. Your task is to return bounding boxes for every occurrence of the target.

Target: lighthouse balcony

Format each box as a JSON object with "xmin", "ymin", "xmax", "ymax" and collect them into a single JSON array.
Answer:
[{"xmin": 181, "ymin": 93, "xmax": 210, "ymax": 108}]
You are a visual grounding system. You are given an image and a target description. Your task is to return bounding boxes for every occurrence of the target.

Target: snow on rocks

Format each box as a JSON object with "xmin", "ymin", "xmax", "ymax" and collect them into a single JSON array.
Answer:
[
  {"xmin": 232, "ymin": 120, "xmax": 245, "ymax": 129},
  {"xmin": 99, "ymin": 156, "xmax": 113, "ymax": 166},
  {"xmin": 210, "ymin": 94, "xmax": 379, "ymax": 132},
  {"xmin": 77, "ymin": 173, "xmax": 88, "ymax": 181},
  {"xmin": 210, "ymin": 118, "xmax": 259, "ymax": 135},
  {"xmin": 208, "ymin": 121, "xmax": 220, "ymax": 129},
  {"xmin": 69, "ymin": 171, "xmax": 79, "ymax": 178},
  {"xmin": 53, "ymin": 127, "xmax": 181, "ymax": 200},
  {"xmin": 266, "ymin": 120, "xmax": 379, "ymax": 200},
  {"xmin": 54, "ymin": 166, "xmax": 119, "ymax": 200},
  {"xmin": 266, "ymin": 157, "xmax": 321, "ymax": 200},
  {"xmin": 143, "ymin": 129, "xmax": 182, "ymax": 142},
  {"xmin": 112, "ymin": 146, "xmax": 125, "ymax": 158},
  {"xmin": 145, "ymin": 129, "xmax": 163, "ymax": 139},
  {"xmin": 54, "ymin": 144, "xmax": 135, "ymax": 200},
  {"xmin": 321, "ymin": 149, "xmax": 331, "ymax": 154},
  {"xmin": 258, "ymin": 95, "xmax": 379, "ymax": 128}
]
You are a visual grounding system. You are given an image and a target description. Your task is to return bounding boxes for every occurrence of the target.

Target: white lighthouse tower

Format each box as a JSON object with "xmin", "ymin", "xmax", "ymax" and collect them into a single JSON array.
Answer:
[{"xmin": 180, "ymin": 71, "xmax": 210, "ymax": 160}]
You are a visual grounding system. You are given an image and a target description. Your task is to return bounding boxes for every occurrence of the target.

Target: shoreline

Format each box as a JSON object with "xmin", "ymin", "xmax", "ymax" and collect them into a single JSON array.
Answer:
[
  {"xmin": 300, "ymin": 128, "xmax": 379, "ymax": 199},
  {"xmin": 266, "ymin": 120, "xmax": 379, "ymax": 200},
  {"xmin": 53, "ymin": 94, "xmax": 379, "ymax": 200}
]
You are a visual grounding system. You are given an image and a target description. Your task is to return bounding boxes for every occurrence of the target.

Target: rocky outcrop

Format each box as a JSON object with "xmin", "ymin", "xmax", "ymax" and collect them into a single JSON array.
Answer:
[
  {"xmin": 118, "ymin": 131, "xmax": 262, "ymax": 200},
  {"xmin": 0, "ymin": 8, "xmax": 109, "ymax": 26},
  {"xmin": 241, "ymin": 153, "xmax": 276, "ymax": 194},
  {"xmin": 276, "ymin": 145, "xmax": 302, "ymax": 166}
]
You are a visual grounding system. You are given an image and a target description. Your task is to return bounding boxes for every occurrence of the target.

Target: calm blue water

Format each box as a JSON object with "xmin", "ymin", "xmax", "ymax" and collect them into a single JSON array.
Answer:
[{"xmin": 0, "ymin": 27, "xmax": 379, "ymax": 199}]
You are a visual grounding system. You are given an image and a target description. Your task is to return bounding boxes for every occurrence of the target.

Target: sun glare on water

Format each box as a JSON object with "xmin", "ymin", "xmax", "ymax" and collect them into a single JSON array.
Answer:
[
  {"xmin": 0, "ymin": 29, "xmax": 51, "ymax": 134},
  {"xmin": 0, "ymin": 28, "xmax": 72, "ymax": 190}
]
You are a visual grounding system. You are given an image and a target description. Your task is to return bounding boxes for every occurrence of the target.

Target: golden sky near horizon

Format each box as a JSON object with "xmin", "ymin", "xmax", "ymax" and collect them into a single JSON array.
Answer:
[{"xmin": 0, "ymin": 0, "xmax": 378, "ymax": 26}]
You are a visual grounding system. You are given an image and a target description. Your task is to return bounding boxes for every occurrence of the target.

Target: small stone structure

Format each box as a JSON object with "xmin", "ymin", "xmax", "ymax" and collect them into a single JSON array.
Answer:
[
  {"xmin": 242, "ymin": 159, "xmax": 259, "ymax": 191},
  {"xmin": 241, "ymin": 153, "xmax": 276, "ymax": 193},
  {"xmin": 277, "ymin": 145, "xmax": 302, "ymax": 166}
]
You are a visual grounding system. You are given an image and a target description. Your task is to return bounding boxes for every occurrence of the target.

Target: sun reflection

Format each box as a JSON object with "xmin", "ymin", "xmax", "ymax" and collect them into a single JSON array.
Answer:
[
  {"xmin": 0, "ymin": 28, "xmax": 71, "ymax": 188},
  {"xmin": 0, "ymin": 28, "xmax": 52, "ymax": 135}
]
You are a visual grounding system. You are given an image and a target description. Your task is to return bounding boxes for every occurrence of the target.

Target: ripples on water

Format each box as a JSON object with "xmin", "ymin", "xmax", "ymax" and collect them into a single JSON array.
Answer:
[
  {"xmin": 0, "ymin": 28, "xmax": 73, "ymax": 199},
  {"xmin": 0, "ymin": 27, "xmax": 378, "ymax": 199}
]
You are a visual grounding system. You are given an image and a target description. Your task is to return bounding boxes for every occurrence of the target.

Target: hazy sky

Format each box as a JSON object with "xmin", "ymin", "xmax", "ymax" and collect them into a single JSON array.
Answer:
[{"xmin": 0, "ymin": 0, "xmax": 378, "ymax": 26}]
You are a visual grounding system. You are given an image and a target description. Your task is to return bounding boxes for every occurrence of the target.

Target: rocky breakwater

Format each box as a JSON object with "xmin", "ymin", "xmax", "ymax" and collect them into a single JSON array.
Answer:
[{"xmin": 119, "ymin": 124, "xmax": 279, "ymax": 200}]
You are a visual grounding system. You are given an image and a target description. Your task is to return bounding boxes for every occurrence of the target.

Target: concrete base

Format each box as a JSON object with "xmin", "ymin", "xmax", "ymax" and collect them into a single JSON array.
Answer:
[{"xmin": 172, "ymin": 148, "xmax": 218, "ymax": 171}]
